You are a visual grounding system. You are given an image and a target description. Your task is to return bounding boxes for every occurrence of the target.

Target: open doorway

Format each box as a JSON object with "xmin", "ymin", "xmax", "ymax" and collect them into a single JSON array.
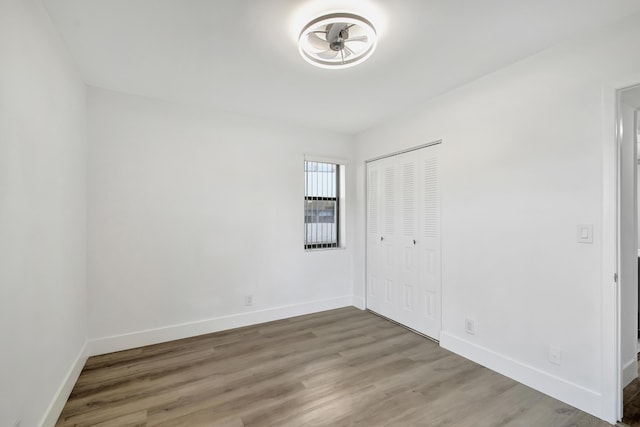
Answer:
[{"xmin": 619, "ymin": 85, "xmax": 640, "ymax": 425}]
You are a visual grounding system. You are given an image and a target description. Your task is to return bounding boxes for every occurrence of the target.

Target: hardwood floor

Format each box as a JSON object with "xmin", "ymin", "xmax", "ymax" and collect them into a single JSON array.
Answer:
[
  {"xmin": 57, "ymin": 307, "xmax": 611, "ymax": 427},
  {"xmin": 623, "ymin": 353, "xmax": 640, "ymax": 426}
]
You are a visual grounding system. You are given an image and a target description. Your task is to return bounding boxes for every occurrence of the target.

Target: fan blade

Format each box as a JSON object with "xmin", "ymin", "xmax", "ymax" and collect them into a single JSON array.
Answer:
[
  {"xmin": 344, "ymin": 45, "xmax": 356, "ymax": 57},
  {"xmin": 317, "ymin": 49, "xmax": 339, "ymax": 59},
  {"xmin": 306, "ymin": 33, "xmax": 328, "ymax": 50},
  {"xmin": 327, "ymin": 23, "xmax": 348, "ymax": 42},
  {"xmin": 345, "ymin": 35, "xmax": 368, "ymax": 43}
]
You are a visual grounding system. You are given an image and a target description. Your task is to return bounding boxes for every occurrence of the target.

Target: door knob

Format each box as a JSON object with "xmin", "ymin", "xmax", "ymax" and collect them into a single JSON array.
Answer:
[
  {"xmin": 413, "ymin": 239, "xmax": 417, "ymax": 245},
  {"xmin": 380, "ymin": 236, "xmax": 384, "ymax": 241}
]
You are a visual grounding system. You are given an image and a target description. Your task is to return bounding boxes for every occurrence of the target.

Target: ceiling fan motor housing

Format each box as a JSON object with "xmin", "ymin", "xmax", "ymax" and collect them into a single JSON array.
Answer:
[{"xmin": 328, "ymin": 25, "xmax": 349, "ymax": 51}]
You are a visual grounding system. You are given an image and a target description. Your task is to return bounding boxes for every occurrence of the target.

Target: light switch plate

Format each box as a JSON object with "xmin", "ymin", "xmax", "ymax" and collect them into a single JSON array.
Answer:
[{"xmin": 577, "ymin": 224, "xmax": 593, "ymax": 243}]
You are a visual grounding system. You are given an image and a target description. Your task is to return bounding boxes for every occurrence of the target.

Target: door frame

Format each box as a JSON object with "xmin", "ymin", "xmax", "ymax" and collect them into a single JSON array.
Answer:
[
  {"xmin": 603, "ymin": 75, "xmax": 640, "ymax": 423},
  {"xmin": 363, "ymin": 139, "xmax": 442, "ymax": 333}
]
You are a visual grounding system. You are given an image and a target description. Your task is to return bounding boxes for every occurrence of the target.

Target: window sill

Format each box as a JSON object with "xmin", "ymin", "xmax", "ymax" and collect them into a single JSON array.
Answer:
[{"xmin": 304, "ymin": 246, "xmax": 347, "ymax": 252}]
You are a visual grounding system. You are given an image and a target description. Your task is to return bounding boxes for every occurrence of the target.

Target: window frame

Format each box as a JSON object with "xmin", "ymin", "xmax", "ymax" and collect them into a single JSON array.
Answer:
[{"xmin": 303, "ymin": 157, "xmax": 345, "ymax": 251}]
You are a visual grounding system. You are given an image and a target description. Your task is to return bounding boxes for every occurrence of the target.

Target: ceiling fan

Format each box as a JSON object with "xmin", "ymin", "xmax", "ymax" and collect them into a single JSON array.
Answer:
[{"xmin": 298, "ymin": 13, "xmax": 377, "ymax": 69}]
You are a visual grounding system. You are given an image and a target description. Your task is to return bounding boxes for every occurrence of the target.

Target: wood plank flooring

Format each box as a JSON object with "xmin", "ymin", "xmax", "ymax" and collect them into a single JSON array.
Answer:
[
  {"xmin": 622, "ymin": 353, "xmax": 640, "ymax": 426},
  {"xmin": 57, "ymin": 307, "xmax": 612, "ymax": 427}
]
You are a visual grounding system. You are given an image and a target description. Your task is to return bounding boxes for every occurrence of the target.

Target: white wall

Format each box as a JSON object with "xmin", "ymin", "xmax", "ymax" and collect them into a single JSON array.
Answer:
[
  {"xmin": 87, "ymin": 88, "xmax": 356, "ymax": 352},
  {"xmin": 620, "ymin": 98, "xmax": 638, "ymax": 388},
  {"xmin": 0, "ymin": 0, "xmax": 88, "ymax": 426},
  {"xmin": 354, "ymin": 14, "xmax": 640, "ymax": 421}
]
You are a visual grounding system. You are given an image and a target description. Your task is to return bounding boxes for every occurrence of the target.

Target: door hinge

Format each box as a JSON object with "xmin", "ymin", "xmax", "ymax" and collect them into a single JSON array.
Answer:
[{"xmin": 614, "ymin": 273, "xmax": 618, "ymax": 283}]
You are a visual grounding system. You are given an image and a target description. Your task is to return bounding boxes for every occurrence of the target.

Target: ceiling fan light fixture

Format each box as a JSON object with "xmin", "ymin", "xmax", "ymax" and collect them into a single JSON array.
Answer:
[{"xmin": 298, "ymin": 12, "xmax": 377, "ymax": 69}]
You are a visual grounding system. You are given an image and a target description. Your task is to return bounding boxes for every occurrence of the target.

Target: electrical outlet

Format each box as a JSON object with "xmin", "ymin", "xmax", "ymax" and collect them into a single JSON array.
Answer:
[
  {"xmin": 549, "ymin": 346, "xmax": 562, "ymax": 366},
  {"xmin": 465, "ymin": 318, "xmax": 475, "ymax": 335},
  {"xmin": 244, "ymin": 295, "xmax": 253, "ymax": 306}
]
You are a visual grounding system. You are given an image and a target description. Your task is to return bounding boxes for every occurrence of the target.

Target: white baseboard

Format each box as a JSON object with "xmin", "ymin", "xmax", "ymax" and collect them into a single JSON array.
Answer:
[
  {"xmin": 88, "ymin": 295, "xmax": 355, "ymax": 356},
  {"xmin": 352, "ymin": 295, "xmax": 365, "ymax": 310},
  {"xmin": 439, "ymin": 332, "xmax": 603, "ymax": 421},
  {"xmin": 38, "ymin": 341, "xmax": 88, "ymax": 427},
  {"xmin": 623, "ymin": 357, "xmax": 638, "ymax": 388}
]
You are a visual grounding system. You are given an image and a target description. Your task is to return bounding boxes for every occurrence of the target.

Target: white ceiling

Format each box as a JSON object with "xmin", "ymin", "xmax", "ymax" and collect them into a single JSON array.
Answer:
[{"xmin": 43, "ymin": 0, "xmax": 640, "ymax": 134}]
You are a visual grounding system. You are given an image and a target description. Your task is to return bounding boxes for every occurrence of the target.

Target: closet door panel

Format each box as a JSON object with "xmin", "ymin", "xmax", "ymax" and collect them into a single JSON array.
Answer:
[
  {"xmin": 379, "ymin": 159, "xmax": 398, "ymax": 320},
  {"xmin": 366, "ymin": 163, "xmax": 381, "ymax": 313},
  {"xmin": 418, "ymin": 146, "xmax": 442, "ymax": 339},
  {"xmin": 397, "ymin": 157, "xmax": 419, "ymax": 329}
]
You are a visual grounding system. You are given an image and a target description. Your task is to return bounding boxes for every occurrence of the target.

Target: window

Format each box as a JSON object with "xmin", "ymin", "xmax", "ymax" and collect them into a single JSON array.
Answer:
[{"xmin": 304, "ymin": 160, "xmax": 340, "ymax": 249}]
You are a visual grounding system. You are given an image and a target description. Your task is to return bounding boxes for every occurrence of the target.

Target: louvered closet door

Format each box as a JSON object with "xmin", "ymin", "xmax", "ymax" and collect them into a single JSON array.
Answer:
[
  {"xmin": 416, "ymin": 145, "xmax": 441, "ymax": 339},
  {"xmin": 366, "ymin": 162, "xmax": 382, "ymax": 314},
  {"xmin": 365, "ymin": 144, "xmax": 441, "ymax": 340},
  {"xmin": 378, "ymin": 157, "xmax": 399, "ymax": 320},
  {"xmin": 396, "ymin": 156, "xmax": 420, "ymax": 331}
]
